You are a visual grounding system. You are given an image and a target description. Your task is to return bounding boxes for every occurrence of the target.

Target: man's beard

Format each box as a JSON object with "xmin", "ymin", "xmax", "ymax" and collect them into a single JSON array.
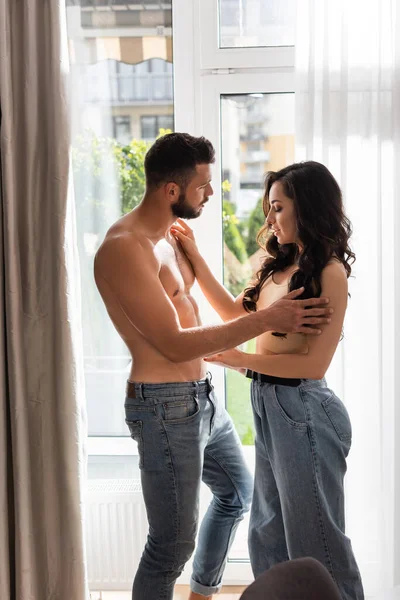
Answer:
[{"xmin": 171, "ymin": 193, "xmax": 208, "ymax": 220}]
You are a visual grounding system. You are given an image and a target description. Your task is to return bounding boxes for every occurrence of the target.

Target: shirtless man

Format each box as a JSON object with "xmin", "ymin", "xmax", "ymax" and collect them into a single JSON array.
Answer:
[{"xmin": 94, "ymin": 133, "xmax": 331, "ymax": 600}]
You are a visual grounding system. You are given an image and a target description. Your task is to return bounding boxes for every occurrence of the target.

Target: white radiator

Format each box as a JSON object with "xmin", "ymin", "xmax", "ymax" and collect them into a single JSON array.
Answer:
[{"xmin": 85, "ymin": 478, "xmax": 148, "ymax": 591}]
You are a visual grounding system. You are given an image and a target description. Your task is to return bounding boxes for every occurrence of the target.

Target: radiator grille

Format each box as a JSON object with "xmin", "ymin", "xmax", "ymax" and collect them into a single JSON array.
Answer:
[{"xmin": 86, "ymin": 478, "xmax": 147, "ymax": 591}]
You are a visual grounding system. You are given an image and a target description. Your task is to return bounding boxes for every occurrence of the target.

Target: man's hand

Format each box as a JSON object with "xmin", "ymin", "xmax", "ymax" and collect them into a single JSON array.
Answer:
[
  {"xmin": 261, "ymin": 287, "xmax": 332, "ymax": 335},
  {"xmin": 204, "ymin": 348, "xmax": 247, "ymax": 374}
]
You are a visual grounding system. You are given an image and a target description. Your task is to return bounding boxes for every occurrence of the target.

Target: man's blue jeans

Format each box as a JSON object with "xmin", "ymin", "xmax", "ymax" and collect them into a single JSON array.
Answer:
[
  {"xmin": 249, "ymin": 377, "xmax": 364, "ymax": 600},
  {"xmin": 125, "ymin": 374, "xmax": 253, "ymax": 599}
]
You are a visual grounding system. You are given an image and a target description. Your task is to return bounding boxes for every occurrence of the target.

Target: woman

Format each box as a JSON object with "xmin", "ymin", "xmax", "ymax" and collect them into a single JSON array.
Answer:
[{"xmin": 170, "ymin": 161, "xmax": 364, "ymax": 600}]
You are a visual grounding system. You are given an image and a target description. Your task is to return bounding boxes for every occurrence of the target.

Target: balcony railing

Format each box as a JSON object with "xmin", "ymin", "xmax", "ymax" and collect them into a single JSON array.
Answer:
[
  {"xmin": 241, "ymin": 150, "xmax": 270, "ymax": 164},
  {"xmin": 68, "ymin": 0, "xmax": 172, "ymax": 8},
  {"xmin": 83, "ymin": 72, "xmax": 173, "ymax": 104}
]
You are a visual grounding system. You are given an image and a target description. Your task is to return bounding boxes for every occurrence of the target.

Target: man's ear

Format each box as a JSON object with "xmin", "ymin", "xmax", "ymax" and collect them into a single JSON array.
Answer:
[{"xmin": 164, "ymin": 182, "xmax": 180, "ymax": 200}]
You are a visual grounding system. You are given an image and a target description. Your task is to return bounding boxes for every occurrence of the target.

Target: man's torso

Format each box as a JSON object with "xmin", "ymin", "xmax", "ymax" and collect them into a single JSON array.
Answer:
[{"xmin": 95, "ymin": 214, "xmax": 207, "ymax": 382}]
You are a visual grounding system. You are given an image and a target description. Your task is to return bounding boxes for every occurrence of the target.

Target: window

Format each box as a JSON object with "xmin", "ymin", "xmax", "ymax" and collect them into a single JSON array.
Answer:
[
  {"xmin": 140, "ymin": 114, "xmax": 174, "ymax": 140},
  {"xmin": 113, "ymin": 116, "xmax": 131, "ymax": 145},
  {"xmin": 221, "ymin": 93, "xmax": 295, "ymax": 446},
  {"xmin": 66, "ymin": 0, "xmax": 174, "ymax": 442},
  {"xmin": 188, "ymin": 0, "xmax": 296, "ymax": 571},
  {"xmin": 219, "ymin": 0, "xmax": 296, "ymax": 48},
  {"xmin": 66, "ymin": 0, "xmax": 296, "ymax": 586}
]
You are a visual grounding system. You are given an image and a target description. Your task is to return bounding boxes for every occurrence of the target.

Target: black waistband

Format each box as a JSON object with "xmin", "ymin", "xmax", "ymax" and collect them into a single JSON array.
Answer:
[{"xmin": 246, "ymin": 369, "xmax": 301, "ymax": 387}]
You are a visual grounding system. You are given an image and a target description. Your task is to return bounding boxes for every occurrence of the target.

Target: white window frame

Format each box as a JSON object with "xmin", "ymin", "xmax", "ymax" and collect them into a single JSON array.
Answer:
[
  {"xmin": 173, "ymin": 0, "xmax": 295, "ymax": 411},
  {"xmin": 199, "ymin": 0, "xmax": 295, "ymax": 70},
  {"xmin": 86, "ymin": 1, "xmax": 295, "ymax": 458},
  {"xmin": 88, "ymin": 436, "xmax": 138, "ymax": 456},
  {"xmin": 82, "ymin": 0, "xmax": 296, "ymax": 586},
  {"xmin": 84, "ymin": 0, "xmax": 296, "ymax": 577},
  {"xmin": 173, "ymin": 0, "xmax": 295, "ymax": 583},
  {"xmin": 192, "ymin": 72, "xmax": 295, "ymax": 400}
]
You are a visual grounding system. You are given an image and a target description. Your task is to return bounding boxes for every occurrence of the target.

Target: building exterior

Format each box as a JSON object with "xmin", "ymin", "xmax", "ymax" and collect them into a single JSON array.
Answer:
[{"xmin": 66, "ymin": 1, "xmax": 174, "ymax": 143}]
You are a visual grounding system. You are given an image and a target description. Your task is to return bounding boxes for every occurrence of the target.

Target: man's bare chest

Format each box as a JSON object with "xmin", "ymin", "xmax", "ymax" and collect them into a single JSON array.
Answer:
[{"xmin": 155, "ymin": 239, "xmax": 195, "ymax": 298}]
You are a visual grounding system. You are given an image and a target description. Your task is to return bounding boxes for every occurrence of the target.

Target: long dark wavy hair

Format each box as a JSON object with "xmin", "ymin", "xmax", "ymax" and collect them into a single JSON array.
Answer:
[{"xmin": 243, "ymin": 161, "xmax": 355, "ymax": 315}]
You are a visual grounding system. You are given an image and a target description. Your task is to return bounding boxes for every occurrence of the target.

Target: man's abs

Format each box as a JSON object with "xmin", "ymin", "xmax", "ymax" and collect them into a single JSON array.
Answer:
[
  {"xmin": 128, "ymin": 340, "xmax": 207, "ymax": 383},
  {"xmin": 126, "ymin": 296, "xmax": 207, "ymax": 383}
]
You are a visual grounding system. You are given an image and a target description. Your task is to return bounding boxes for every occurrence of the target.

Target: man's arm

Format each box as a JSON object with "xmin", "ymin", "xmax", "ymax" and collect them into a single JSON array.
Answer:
[
  {"xmin": 209, "ymin": 262, "xmax": 347, "ymax": 379},
  {"xmin": 94, "ymin": 234, "xmax": 332, "ymax": 363}
]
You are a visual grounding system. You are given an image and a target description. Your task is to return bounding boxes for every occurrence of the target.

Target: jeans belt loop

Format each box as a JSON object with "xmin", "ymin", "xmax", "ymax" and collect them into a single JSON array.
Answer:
[{"xmin": 137, "ymin": 383, "xmax": 144, "ymax": 402}]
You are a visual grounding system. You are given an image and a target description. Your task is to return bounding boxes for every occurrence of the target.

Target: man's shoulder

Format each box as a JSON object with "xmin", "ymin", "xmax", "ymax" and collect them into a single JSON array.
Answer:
[{"xmin": 95, "ymin": 226, "xmax": 156, "ymax": 276}]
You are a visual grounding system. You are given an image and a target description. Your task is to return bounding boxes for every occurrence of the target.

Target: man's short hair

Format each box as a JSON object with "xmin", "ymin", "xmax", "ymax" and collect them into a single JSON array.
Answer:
[{"xmin": 144, "ymin": 132, "xmax": 215, "ymax": 191}]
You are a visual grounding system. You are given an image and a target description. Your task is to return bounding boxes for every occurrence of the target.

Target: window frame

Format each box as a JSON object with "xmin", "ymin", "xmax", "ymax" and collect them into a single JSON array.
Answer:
[
  {"xmin": 71, "ymin": 0, "xmax": 298, "ymax": 586},
  {"xmin": 198, "ymin": 0, "xmax": 295, "ymax": 69},
  {"xmin": 112, "ymin": 114, "xmax": 132, "ymax": 143},
  {"xmin": 140, "ymin": 114, "xmax": 174, "ymax": 139},
  {"xmin": 81, "ymin": 0, "xmax": 295, "ymax": 455},
  {"xmin": 190, "ymin": 71, "xmax": 295, "ymax": 401},
  {"xmin": 172, "ymin": 0, "xmax": 295, "ymax": 581}
]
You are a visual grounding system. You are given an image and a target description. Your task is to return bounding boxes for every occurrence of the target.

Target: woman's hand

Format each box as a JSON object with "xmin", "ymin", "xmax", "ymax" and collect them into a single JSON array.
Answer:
[
  {"xmin": 170, "ymin": 219, "xmax": 201, "ymax": 264},
  {"xmin": 204, "ymin": 348, "xmax": 247, "ymax": 374}
]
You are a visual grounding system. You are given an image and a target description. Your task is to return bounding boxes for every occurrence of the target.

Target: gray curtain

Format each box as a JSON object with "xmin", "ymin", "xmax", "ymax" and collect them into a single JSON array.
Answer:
[{"xmin": 0, "ymin": 1, "xmax": 88, "ymax": 598}]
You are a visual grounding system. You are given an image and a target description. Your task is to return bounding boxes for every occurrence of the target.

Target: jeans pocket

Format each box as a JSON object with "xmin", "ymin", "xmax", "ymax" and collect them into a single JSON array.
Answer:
[
  {"xmin": 125, "ymin": 419, "xmax": 144, "ymax": 468},
  {"xmin": 162, "ymin": 396, "xmax": 200, "ymax": 424},
  {"xmin": 272, "ymin": 385, "xmax": 307, "ymax": 429},
  {"xmin": 322, "ymin": 394, "xmax": 352, "ymax": 444}
]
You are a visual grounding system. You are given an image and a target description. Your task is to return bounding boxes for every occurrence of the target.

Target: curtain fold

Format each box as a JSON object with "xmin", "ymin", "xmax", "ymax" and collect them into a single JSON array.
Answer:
[
  {"xmin": 0, "ymin": 1, "xmax": 88, "ymax": 598},
  {"xmin": 295, "ymin": 0, "xmax": 400, "ymax": 596}
]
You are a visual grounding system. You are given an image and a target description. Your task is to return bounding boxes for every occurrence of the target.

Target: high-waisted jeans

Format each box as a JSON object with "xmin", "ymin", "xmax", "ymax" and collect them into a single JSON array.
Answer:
[{"xmin": 249, "ymin": 377, "xmax": 364, "ymax": 600}]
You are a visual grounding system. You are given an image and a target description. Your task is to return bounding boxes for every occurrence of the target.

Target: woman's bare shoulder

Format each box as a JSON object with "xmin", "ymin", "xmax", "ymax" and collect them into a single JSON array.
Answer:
[
  {"xmin": 324, "ymin": 259, "xmax": 348, "ymax": 279},
  {"xmin": 321, "ymin": 261, "xmax": 348, "ymax": 302}
]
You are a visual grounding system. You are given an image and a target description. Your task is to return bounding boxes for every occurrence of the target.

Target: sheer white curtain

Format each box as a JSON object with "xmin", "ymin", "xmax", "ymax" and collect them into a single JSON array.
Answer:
[{"xmin": 295, "ymin": 1, "xmax": 400, "ymax": 597}]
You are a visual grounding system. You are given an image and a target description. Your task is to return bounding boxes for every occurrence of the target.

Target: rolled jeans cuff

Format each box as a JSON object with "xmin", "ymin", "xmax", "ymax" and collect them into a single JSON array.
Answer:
[{"xmin": 190, "ymin": 576, "xmax": 223, "ymax": 596}]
